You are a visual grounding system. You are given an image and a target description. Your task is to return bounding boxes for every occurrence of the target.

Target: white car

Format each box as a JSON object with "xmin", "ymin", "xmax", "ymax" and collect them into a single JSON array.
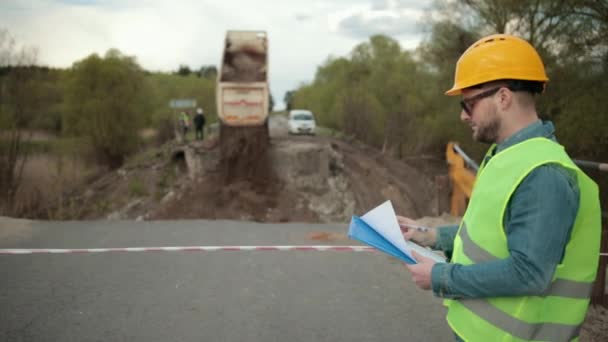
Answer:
[{"xmin": 287, "ymin": 109, "xmax": 316, "ymax": 135}]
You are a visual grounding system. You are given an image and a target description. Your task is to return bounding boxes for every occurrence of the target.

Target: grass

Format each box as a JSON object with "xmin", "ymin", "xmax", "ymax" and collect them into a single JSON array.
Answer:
[
  {"xmin": 125, "ymin": 145, "xmax": 164, "ymax": 168},
  {"xmin": 128, "ymin": 179, "xmax": 148, "ymax": 198},
  {"xmin": 316, "ymin": 126, "xmax": 347, "ymax": 138},
  {"xmin": 0, "ymin": 139, "xmax": 52, "ymax": 154},
  {"xmin": 11, "ymin": 151, "xmax": 101, "ymax": 219},
  {"xmin": 0, "ymin": 136, "xmax": 88, "ymax": 157},
  {"xmin": 178, "ymin": 126, "xmax": 214, "ymax": 142}
]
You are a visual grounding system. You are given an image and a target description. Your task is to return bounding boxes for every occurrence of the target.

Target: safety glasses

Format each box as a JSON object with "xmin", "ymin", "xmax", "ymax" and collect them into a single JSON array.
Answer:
[{"xmin": 460, "ymin": 87, "xmax": 502, "ymax": 115}]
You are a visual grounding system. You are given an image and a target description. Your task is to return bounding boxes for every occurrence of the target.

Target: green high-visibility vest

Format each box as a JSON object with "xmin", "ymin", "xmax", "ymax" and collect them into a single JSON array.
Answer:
[{"xmin": 445, "ymin": 138, "xmax": 601, "ymax": 342}]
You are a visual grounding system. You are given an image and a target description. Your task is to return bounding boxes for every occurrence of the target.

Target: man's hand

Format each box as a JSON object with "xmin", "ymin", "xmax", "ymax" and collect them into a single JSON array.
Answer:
[
  {"xmin": 405, "ymin": 251, "xmax": 436, "ymax": 290},
  {"xmin": 396, "ymin": 216, "xmax": 437, "ymax": 247}
]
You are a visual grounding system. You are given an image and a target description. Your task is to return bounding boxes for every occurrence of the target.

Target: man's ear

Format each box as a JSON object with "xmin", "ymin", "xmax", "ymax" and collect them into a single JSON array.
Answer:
[{"xmin": 497, "ymin": 87, "xmax": 514, "ymax": 111}]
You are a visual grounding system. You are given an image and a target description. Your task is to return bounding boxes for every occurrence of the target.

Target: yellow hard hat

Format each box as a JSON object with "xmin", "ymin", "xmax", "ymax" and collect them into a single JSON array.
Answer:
[{"xmin": 445, "ymin": 34, "xmax": 548, "ymax": 96}]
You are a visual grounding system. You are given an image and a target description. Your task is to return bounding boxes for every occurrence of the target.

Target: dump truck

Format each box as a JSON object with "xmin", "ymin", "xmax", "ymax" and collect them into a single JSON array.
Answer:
[
  {"xmin": 217, "ymin": 30, "xmax": 269, "ymax": 127},
  {"xmin": 216, "ymin": 30, "xmax": 271, "ymax": 182}
]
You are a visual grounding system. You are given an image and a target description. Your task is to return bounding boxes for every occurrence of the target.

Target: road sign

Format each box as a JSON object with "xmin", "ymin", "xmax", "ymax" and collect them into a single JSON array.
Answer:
[{"xmin": 169, "ymin": 99, "xmax": 197, "ymax": 109}]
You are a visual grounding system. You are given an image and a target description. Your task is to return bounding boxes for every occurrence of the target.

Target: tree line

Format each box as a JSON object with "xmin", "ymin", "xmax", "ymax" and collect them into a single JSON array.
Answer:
[
  {"xmin": 287, "ymin": 0, "xmax": 608, "ymax": 209},
  {"xmin": 0, "ymin": 29, "xmax": 218, "ymax": 213},
  {"xmin": 288, "ymin": 0, "xmax": 608, "ymax": 162}
]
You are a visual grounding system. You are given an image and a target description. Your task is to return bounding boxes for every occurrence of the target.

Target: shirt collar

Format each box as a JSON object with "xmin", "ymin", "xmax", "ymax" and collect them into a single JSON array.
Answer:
[{"xmin": 494, "ymin": 120, "xmax": 556, "ymax": 155}]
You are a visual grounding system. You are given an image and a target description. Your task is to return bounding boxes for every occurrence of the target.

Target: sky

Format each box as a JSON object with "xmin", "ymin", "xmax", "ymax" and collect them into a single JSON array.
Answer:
[{"xmin": 1, "ymin": 0, "xmax": 434, "ymax": 109}]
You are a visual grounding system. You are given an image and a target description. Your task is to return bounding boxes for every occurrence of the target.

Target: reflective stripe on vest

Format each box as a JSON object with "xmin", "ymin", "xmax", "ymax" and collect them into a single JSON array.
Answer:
[
  {"xmin": 458, "ymin": 223, "xmax": 593, "ymax": 299},
  {"xmin": 458, "ymin": 299, "xmax": 581, "ymax": 341}
]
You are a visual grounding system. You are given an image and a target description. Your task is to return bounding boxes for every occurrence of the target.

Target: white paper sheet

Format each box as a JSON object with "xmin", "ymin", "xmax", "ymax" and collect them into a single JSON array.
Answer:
[
  {"xmin": 361, "ymin": 200, "xmax": 446, "ymax": 263},
  {"xmin": 361, "ymin": 200, "xmax": 409, "ymax": 253}
]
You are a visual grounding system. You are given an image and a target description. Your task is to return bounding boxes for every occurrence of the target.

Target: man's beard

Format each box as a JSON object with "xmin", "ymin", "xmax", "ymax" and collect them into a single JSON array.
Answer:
[{"xmin": 473, "ymin": 106, "xmax": 501, "ymax": 144}]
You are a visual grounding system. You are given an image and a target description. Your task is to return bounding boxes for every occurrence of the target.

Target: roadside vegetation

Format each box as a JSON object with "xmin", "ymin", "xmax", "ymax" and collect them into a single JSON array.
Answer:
[
  {"xmin": 287, "ymin": 0, "xmax": 608, "ymax": 210},
  {"xmin": 0, "ymin": 28, "xmax": 219, "ymax": 216}
]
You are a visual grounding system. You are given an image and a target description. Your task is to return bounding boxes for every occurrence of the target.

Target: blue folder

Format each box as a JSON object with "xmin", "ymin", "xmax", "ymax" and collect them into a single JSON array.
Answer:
[{"xmin": 348, "ymin": 215, "xmax": 416, "ymax": 264}]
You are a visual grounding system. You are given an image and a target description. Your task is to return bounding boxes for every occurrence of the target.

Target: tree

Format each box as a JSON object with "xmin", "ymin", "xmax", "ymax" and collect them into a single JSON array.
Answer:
[
  {"xmin": 0, "ymin": 29, "xmax": 41, "ymax": 214},
  {"xmin": 269, "ymin": 93, "xmax": 274, "ymax": 112},
  {"xmin": 177, "ymin": 64, "xmax": 192, "ymax": 76},
  {"xmin": 283, "ymin": 90, "xmax": 295, "ymax": 111},
  {"xmin": 565, "ymin": 1, "xmax": 608, "ymax": 64},
  {"xmin": 197, "ymin": 65, "xmax": 217, "ymax": 79},
  {"xmin": 63, "ymin": 49, "xmax": 148, "ymax": 168},
  {"xmin": 460, "ymin": 0, "xmax": 518, "ymax": 33}
]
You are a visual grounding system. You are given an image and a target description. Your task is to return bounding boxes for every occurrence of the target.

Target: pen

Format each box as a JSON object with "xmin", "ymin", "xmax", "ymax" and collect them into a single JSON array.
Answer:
[{"xmin": 400, "ymin": 223, "xmax": 431, "ymax": 232}]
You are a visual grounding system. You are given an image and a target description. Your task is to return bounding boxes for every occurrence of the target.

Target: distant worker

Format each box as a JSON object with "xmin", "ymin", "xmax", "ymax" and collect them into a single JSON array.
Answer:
[
  {"xmin": 194, "ymin": 107, "xmax": 206, "ymax": 140},
  {"xmin": 179, "ymin": 111, "xmax": 190, "ymax": 141},
  {"xmin": 398, "ymin": 34, "xmax": 601, "ymax": 341}
]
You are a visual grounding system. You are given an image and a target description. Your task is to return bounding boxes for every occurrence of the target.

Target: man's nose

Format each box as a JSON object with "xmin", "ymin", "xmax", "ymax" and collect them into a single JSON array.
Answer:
[{"xmin": 460, "ymin": 109, "xmax": 470, "ymax": 121}]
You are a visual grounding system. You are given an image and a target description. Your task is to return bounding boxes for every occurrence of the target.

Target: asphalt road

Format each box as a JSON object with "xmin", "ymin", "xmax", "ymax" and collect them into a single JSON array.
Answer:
[{"xmin": 0, "ymin": 218, "xmax": 453, "ymax": 342}]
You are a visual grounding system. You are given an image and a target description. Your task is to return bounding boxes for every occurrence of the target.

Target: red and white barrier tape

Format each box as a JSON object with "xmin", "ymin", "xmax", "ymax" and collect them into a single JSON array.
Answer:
[
  {"xmin": 0, "ymin": 245, "xmax": 376, "ymax": 255},
  {"xmin": 1, "ymin": 246, "xmax": 605, "ymax": 256}
]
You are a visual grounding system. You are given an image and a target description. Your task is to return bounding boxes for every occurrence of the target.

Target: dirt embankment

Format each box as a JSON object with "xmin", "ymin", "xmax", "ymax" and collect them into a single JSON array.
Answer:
[
  {"xmin": 148, "ymin": 134, "xmax": 447, "ymax": 223},
  {"xmin": 52, "ymin": 114, "xmax": 449, "ymax": 223}
]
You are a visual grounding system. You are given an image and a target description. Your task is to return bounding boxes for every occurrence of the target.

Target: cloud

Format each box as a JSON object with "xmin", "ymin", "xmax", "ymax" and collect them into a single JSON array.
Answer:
[
  {"xmin": 371, "ymin": 0, "xmax": 431, "ymax": 11},
  {"xmin": 337, "ymin": 11, "xmax": 420, "ymax": 39},
  {"xmin": 55, "ymin": 0, "xmax": 105, "ymax": 6},
  {"xmin": 294, "ymin": 13, "xmax": 312, "ymax": 21},
  {"xmin": 333, "ymin": 0, "xmax": 430, "ymax": 40},
  {"xmin": 53, "ymin": 0, "xmax": 131, "ymax": 10}
]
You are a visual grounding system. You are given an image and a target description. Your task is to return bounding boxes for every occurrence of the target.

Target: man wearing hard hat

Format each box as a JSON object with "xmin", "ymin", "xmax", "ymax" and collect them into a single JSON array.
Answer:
[
  {"xmin": 194, "ymin": 107, "xmax": 206, "ymax": 140},
  {"xmin": 400, "ymin": 34, "xmax": 601, "ymax": 341}
]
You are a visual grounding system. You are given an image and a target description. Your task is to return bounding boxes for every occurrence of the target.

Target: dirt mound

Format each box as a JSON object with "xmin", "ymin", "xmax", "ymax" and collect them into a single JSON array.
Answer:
[
  {"xmin": 25, "ymin": 131, "xmax": 451, "ymax": 226},
  {"xmin": 581, "ymin": 305, "xmax": 608, "ymax": 342},
  {"xmin": 221, "ymin": 49, "xmax": 267, "ymax": 82},
  {"xmin": 219, "ymin": 124, "xmax": 270, "ymax": 186},
  {"xmin": 36, "ymin": 115, "xmax": 450, "ymax": 223},
  {"xmin": 150, "ymin": 171, "xmax": 319, "ymax": 222},
  {"xmin": 330, "ymin": 138, "xmax": 447, "ymax": 218},
  {"xmin": 149, "ymin": 134, "xmax": 448, "ymax": 223},
  {"xmin": 151, "ymin": 125, "xmax": 322, "ymax": 222}
]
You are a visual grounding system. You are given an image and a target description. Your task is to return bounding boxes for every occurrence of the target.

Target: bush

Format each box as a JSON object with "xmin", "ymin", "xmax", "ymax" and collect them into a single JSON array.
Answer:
[{"xmin": 63, "ymin": 49, "xmax": 148, "ymax": 169}]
